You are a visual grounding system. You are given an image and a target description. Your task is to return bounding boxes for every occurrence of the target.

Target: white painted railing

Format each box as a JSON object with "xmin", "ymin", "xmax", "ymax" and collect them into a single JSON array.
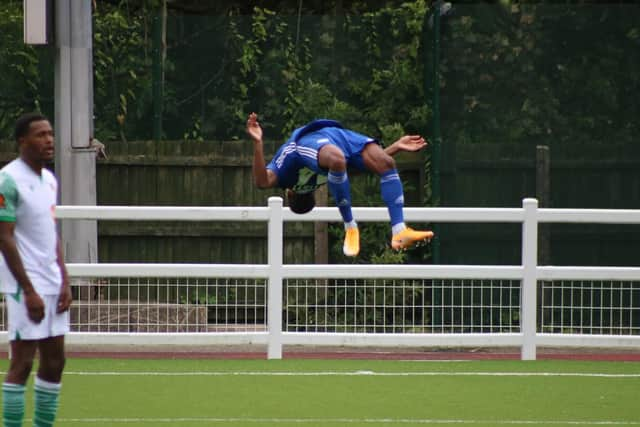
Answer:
[{"xmin": 36, "ymin": 198, "xmax": 640, "ymax": 359}]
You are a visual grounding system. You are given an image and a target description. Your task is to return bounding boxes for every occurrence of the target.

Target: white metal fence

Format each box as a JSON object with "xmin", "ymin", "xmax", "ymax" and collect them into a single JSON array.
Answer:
[{"xmin": 2, "ymin": 197, "xmax": 639, "ymax": 360}]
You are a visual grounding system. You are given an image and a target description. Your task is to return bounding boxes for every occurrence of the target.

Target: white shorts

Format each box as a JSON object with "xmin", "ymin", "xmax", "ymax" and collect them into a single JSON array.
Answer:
[{"xmin": 5, "ymin": 292, "xmax": 70, "ymax": 341}]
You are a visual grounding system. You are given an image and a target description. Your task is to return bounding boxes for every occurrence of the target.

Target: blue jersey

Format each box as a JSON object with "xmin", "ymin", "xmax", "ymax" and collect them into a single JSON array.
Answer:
[{"xmin": 266, "ymin": 120, "xmax": 378, "ymax": 190}]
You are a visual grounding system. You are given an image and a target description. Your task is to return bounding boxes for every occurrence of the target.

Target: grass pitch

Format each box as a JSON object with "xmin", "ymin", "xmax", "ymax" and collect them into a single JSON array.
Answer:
[{"xmin": 1, "ymin": 358, "xmax": 639, "ymax": 426}]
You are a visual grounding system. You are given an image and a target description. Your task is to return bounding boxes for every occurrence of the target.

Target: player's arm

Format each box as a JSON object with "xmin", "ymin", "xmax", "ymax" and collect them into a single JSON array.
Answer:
[
  {"xmin": 246, "ymin": 112, "xmax": 278, "ymax": 189},
  {"xmin": 384, "ymin": 135, "xmax": 428, "ymax": 156},
  {"xmin": 55, "ymin": 237, "xmax": 72, "ymax": 313},
  {"xmin": 0, "ymin": 221, "xmax": 45, "ymax": 322}
]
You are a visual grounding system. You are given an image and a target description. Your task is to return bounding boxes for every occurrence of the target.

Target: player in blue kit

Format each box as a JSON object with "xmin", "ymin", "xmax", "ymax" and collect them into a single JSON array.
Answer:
[{"xmin": 246, "ymin": 112, "xmax": 434, "ymax": 257}]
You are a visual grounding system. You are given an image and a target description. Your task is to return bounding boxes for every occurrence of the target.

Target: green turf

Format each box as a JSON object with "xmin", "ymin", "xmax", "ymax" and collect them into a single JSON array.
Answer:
[{"xmin": 1, "ymin": 358, "xmax": 639, "ymax": 426}]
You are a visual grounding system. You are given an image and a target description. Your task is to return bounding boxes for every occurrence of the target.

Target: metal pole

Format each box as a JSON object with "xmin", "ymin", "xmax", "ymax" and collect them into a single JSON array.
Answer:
[
  {"xmin": 536, "ymin": 145, "xmax": 551, "ymax": 265},
  {"xmin": 536, "ymin": 146, "xmax": 551, "ymax": 328},
  {"xmin": 432, "ymin": 2, "xmax": 442, "ymax": 264},
  {"xmin": 152, "ymin": 8, "xmax": 164, "ymax": 142},
  {"xmin": 425, "ymin": 1, "xmax": 443, "ymax": 329},
  {"xmin": 54, "ymin": 0, "xmax": 98, "ymax": 265}
]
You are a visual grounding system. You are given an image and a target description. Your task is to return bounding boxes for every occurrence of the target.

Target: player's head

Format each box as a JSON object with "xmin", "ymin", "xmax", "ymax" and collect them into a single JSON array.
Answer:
[
  {"xmin": 286, "ymin": 189, "xmax": 315, "ymax": 214},
  {"xmin": 14, "ymin": 112, "xmax": 54, "ymax": 163}
]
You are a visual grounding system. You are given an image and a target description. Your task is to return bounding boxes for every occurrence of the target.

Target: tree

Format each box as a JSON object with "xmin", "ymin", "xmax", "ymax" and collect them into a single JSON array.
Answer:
[{"xmin": 0, "ymin": 0, "xmax": 53, "ymax": 135}]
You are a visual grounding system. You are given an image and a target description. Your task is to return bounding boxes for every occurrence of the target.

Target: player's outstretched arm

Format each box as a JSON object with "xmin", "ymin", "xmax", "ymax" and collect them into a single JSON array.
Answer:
[
  {"xmin": 246, "ymin": 113, "xmax": 278, "ymax": 189},
  {"xmin": 384, "ymin": 135, "xmax": 427, "ymax": 156}
]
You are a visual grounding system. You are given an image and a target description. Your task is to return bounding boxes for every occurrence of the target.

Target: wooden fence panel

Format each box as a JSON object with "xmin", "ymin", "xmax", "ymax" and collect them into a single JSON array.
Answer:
[
  {"xmin": 95, "ymin": 140, "xmax": 312, "ymax": 264},
  {"xmin": 441, "ymin": 142, "xmax": 640, "ymax": 266}
]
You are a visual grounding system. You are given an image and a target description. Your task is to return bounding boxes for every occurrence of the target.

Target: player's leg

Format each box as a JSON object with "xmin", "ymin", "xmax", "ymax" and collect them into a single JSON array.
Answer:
[
  {"xmin": 360, "ymin": 144, "xmax": 405, "ymax": 231},
  {"xmin": 317, "ymin": 144, "xmax": 359, "ymax": 256},
  {"xmin": 34, "ymin": 335, "xmax": 66, "ymax": 427},
  {"xmin": 33, "ymin": 293, "xmax": 69, "ymax": 427},
  {"xmin": 361, "ymin": 143, "xmax": 433, "ymax": 250},
  {"xmin": 3, "ymin": 341, "xmax": 37, "ymax": 427},
  {"xmin": 3, "ymin": 291, "xmax": 39, "ymax": 427}
]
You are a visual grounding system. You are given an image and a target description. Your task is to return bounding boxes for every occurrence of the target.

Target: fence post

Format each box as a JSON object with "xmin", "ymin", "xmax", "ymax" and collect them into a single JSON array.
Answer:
[
  {"xmin": 267, "ymin": 197, "xmax": 284, "ymax": 359},
  {"xmin": 521, "ymin": 198, "xmax": 539, "ymax": 360}
]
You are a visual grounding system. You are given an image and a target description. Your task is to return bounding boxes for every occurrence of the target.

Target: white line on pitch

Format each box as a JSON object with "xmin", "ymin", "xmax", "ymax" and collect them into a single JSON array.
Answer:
[
  {"xmin": 51, "ymin": 417, "xmax": 640, "ymax": 425},
  {"xmin": 45, "ymin": 371, "xmax": 640, "ymax": 378},
  {"xmin": 398, "ymin": 360, "xmax": 473, "ymax": 363}
]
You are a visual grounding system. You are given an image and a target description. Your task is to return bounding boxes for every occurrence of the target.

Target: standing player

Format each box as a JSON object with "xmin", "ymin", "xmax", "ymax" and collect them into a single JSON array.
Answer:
[
  {"xmin": 246, "ymin": 112, "xmax": 434, "ymax": 257},
  {"xmin": 0, "ymin": 113, "xmax": 72, "ymax": 427}
]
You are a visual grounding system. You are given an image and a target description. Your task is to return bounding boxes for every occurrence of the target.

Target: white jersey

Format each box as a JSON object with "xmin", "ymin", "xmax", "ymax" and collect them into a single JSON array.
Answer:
[{"xmin": 0, "ymin": 158, "xmax": 62, "ymax": 295}]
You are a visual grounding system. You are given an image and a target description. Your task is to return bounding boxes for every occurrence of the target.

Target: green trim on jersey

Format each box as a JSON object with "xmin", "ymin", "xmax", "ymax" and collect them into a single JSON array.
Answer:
[
  {"xmin": 0, "ymin": 171, "xmax": 18, "ymax": 220},
  {"xmin": 10, "ymin": 288, "xmax": 21, "ymax": 302}
]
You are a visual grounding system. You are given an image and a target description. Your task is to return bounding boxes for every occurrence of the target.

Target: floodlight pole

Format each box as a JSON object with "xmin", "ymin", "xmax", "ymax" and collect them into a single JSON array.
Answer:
[
  {"xmin": 54, "ymin": 0, "xmax": 98, "ymax": 264},
  {"xmin": 425, "ymin": 0, "xmax": 447, "ymax": 329}
]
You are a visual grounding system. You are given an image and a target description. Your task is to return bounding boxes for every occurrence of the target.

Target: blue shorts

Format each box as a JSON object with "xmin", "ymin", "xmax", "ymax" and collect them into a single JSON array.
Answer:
[{"xmin": 296, "ymin": 129, "xmax": 378, "ymax": 174}]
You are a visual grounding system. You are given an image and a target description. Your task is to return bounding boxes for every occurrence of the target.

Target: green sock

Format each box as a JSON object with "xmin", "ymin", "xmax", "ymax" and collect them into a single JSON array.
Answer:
[
  {"xmin": 2, "ymin": 382, "xmax": 25, "ymax": 427},
  {"xmin": 33, "ymin": 377, "xmax": 61, "ymax": 427}
]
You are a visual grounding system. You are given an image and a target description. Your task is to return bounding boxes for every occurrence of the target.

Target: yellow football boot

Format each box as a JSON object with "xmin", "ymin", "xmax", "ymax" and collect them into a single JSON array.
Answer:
[
  {"xmin": 391, "ymin": 228, "xmax": 434, "ymax": 250},
  {"xmin": 343, "ymin": 227, "xmax": 360, "ymax": 257}
]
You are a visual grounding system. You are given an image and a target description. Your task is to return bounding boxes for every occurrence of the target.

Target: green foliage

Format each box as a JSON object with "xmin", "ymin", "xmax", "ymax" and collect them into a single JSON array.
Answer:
[
  {"xmin": 439, "ymin": 2, "xmax": 640, "ymax": 145},
  {"xmin": 93, "ymin": 2, "xmax": 157, "ymax": 141},
  {"xmin": 154, "ymin": 1, "xmax": 430, "ymax": 142},
  {"xmin": 1, "ymin": 1, "xmax": 638, "ymax": 147},
  {"xmin": 182, "ymin": 118, "xmax": 204, "ymax": 142},
  {"xmin": 0, "ymin": 0, "xmax": 52, "ymax": 131},
  {"xmin": 285, "ymin": 278, "xmax": 429, "ymax": 333},
  {"xmin": 179, "ymin": 288, "xmax": 217, "ymax": 305}
]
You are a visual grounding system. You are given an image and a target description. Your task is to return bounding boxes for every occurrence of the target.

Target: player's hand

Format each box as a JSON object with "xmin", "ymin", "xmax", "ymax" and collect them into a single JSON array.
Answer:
[
  {"xmin": 246, "ymin": 112, "xmax": 263, "ymax": 143},
  {"xmin": 394, "ymin": 135, "xmax": 427, "ymax": 152},
  {"xmin": 24, "ymin": 290, "xmax": 45, "ymax": 323},
  {"xmin": 57, "ymin": 281, "xmax": 73, "ymax": 314}
]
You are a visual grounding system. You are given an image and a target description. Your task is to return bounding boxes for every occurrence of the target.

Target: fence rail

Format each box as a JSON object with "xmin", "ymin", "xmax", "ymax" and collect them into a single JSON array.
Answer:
[{"xmin": 2, "ymin": 197, "xmax": 639, "ymax": 360}]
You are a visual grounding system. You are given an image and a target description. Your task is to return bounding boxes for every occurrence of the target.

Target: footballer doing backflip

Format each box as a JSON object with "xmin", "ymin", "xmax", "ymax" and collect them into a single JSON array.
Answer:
[{"xmin": 246, "ymin": 112, "xmax": 434, "ymax": 257}]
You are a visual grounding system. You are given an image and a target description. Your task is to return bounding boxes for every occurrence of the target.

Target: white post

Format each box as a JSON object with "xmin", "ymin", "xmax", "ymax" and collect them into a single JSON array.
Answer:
[
  {"xmin": 267, "ymin": 197, "xmax": 284, "ymax": 359},
  {"xmin": 521, "ymin": 198, "xmax": 539, "ymax": 360}
]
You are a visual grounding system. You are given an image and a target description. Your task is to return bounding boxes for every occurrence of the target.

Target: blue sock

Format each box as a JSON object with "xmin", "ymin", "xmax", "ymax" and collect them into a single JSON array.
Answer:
[
  {"xmin": 2, "ymin": 382, "xmax": 25, "ymax": 427},
  {"xmin": 380, "ymin": 169, "xmax": 404, "ymax": 227},
  {"xmin": 327, "ymin": 170, "xmax": 353, "ymax": 223}
]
